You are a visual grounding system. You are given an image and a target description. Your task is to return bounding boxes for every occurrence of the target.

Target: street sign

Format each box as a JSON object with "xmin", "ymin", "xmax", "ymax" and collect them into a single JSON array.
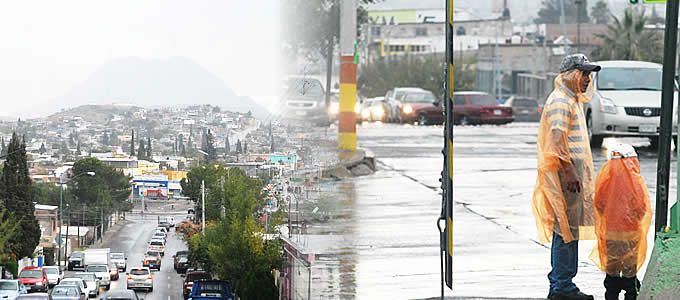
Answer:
[{"xmin": 643, "ymin": 0, "xmax": 667, "ymax": 3}]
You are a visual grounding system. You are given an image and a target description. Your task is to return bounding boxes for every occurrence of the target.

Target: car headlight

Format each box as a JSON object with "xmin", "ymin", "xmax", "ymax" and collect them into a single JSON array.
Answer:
[
  {"xmin": 361, "ymin": 109, "xmax": 370, "ymax": 119},
  {"xmin": 355, "ymin": 103, "xmax": 362, "ymax": 114},
  {"xmin": 600, "ymin": 97, "xmax": 617, "ymax": 114},
  {"xmin": 35, "ymin": 282, "xmax": 42, "ymax": 286},
  {"xmin": 402, "ymin": 105, "xmax": 414, "ymax": 114},
  {"xmin": 373, "ymin": 107, "xmax": 385, "ymax": 118},
  {"xmin": 329, "ymin": 102, "xmax": 339, "ymax": 115}
]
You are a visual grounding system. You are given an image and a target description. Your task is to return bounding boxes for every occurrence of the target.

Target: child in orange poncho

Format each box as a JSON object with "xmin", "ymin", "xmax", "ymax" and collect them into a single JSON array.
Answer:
[{"xmin": 591, "ymin": 144, "xmax": 651, "ymax": 300}]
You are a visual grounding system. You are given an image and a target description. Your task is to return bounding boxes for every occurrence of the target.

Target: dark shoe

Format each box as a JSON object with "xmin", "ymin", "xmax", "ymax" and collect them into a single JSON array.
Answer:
[
  {"xmin": 547, "ymin": 292, "xmax": 567, "ymax": 300},
  {"xmin": 562, "ymin": 290, "xmax": 594, "ymax": 300}
]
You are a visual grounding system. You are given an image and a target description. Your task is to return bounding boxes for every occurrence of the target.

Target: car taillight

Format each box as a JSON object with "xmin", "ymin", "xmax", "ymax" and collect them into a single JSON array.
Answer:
[
  {"xmin": 147, "ymin": 275, "xmax": 153, "ymax": 279},
  {"xmin": 127, "ymin": 275, "xmax": 132, "ymax": 280}
]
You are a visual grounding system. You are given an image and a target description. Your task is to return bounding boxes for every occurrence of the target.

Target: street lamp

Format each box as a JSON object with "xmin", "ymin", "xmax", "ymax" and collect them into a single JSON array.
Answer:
[{"xmin": 58, "ymin": 171, "xmax": 95, "ymax": 269}]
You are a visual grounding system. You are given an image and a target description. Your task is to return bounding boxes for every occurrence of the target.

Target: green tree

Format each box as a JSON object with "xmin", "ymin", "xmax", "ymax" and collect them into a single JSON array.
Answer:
[
  {"xmin": 39, "ymin": 143, "xmax": 47, "ymax": 155},
  {"xmin": 0, "ymin": 137, "xmax": 6, "ymax": 157},
  {"xmin": 235, "ymin": 139, "xmax": 243, "ymax": 154},
  {"xmin": 178, "ymin": 134, "xmax": 186, "ymax": 157},
  {"xmin": 243, "ymin": 141, "xmax": 248, "ymax": 154},
  {"xmin": 0, "ymin": 208, "xmax": 20, "ymax": 255},
  {"xmin": 591, "ymin": 0, "xmax": 611, "ymax": 25},
  {"xmin": 146, "ymin": 137, "xmax": 153, "ymax": 161},
  {"xmin": 130, "ymin": 130, "xmax": 136, "ymax": 157},
  {"xmin": 32, "ymin": 182, "xmax": 65, "ymax": 206},
  {"xmin": 0, "ymin": 133, "xmax": 40, "ymax": 258},
  {"xmin": 204, "ymin": 130, "xmax": 217, "ymax": 163},
  {"xmin": 591, "ymin": 8, "xmax": 663, "ymax": 63},
  {"xmin": 138, "ymin": 139, "xmax": 147, "ymax": 161},
  {"xmin": 535, "ymin": 0, "xmax": 590, "ymax": 24},
  {"xmin": 225, "ymin": 136, "xmax": 230, "ymax": 155}
]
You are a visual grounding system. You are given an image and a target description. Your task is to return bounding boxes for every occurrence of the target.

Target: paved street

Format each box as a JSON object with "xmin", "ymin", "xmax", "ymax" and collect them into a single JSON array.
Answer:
[
  {"xmin": 63, "ymin": 200, "xmax": 191, "ymax": 300},
  {"xmin": 348, "ymin": 122, "xmax": 673, "ymax": 299}
]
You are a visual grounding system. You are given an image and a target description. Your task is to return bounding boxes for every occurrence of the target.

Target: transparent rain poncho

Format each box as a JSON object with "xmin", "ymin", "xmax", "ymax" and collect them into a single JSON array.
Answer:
[
  {"xmin": 532, "ymin": 70, "xmax": 596, "ymax": 243},
  {"xmin": 590, "ymin": 146, "xmax": 651, "ymax": 277}
]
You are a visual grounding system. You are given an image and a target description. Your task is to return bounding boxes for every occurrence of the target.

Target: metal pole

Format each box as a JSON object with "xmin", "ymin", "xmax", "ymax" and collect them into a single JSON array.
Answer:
[
  {"xmin": 64, "ymin": 212, "xmax": 69, "ymax": 266},
  {"xmin": 576, "ymin": 0, "xmax": 581, "ymax": 53},
  {"xmin": 655, "ymin": 0, "xmax": 679, "ymax": 235},
  {"xmin": 559, "ymin": 0, "xmax": 568, "ymax": 52},
  {"xmin": 58, "ymin": 184, "xmax": 63, "ymax": 269},
  {"xmin": 201, "ymin": 180, "xmax": 206, "ymax": 234}
]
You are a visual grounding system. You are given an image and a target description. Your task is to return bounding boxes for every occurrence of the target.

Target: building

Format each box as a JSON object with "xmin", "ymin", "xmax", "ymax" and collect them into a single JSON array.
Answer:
[{"xmin": 35, "ymin": 204, "xmax": 58, "ymax": 253}]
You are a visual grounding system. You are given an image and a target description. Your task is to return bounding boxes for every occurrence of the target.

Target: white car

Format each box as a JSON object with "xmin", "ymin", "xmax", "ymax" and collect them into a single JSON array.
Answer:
[
  {"xmin": 155, "ymin": 227, "xmax": 168, "ymax": 235},
  {"xmin": 0, "ymin": 279, "xmax": 27, "ymax": 300},
  {"xmin": 70, "ymin": 272, "xmax": 100, "ymax": 297},
  {"xmin": 41, "ymin": 266, "xmax": 62, "ymax": 287},
  {"xmin": 147, "ymin": 239, "xmax": 166, "ymax": 256},
  {"xmin": 587, "ymin": 60, "xmax": 678, "ymax": 148},
  {"xmin": 152, "ymin": 231, "xmax": 167, "ymax": 242},
  {"xmin": 59, "ymin": 277, "xmax": 92, "ymax": 298},
  {"xmin": 85, "ymin": 265, "xmax": 111, "ymax": 290},
  {"xmin": 110, "ymin": 253, "xmax": 127, "ymax": 272}
]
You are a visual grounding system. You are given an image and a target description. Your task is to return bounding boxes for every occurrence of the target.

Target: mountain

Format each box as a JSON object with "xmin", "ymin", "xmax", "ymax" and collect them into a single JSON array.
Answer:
[{"xmin": 51, "ymin": 56, "xmax": 270, "ymax": 119}]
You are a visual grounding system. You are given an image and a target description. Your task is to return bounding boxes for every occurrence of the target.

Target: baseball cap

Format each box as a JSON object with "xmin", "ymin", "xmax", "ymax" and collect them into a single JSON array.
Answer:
[{"xmin": 559, "ymin": 53, "xmax": 601, "ymax": 73}]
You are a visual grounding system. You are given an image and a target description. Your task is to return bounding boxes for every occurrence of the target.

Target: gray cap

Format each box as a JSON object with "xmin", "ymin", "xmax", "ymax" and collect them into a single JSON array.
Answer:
[{"xmin": 559, "ymin": 53, "xmax": 601, "ymax": 73}]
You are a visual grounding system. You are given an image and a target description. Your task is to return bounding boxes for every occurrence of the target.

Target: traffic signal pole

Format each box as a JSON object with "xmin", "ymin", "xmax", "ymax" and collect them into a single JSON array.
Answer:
[{"xmin": 338, "ymin": 0, "xmax": 357, "ymax": 151}]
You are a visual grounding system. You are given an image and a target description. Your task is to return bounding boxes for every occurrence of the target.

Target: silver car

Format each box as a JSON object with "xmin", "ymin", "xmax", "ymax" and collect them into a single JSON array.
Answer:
[
  {"xmin": 0, "ymin": 279, "xmax": 27, "ymax": 300},
  {"xmin": 587, "ymin": 60, "xmax": 677, "ymax": 148},
  {"xmin": 126, "ymin": 267, "xmax": 153, "ymax": 292},
  {"xmin": 56, "ymin": 279, "xmax": 90, "ymax": 299},
  {"xmin": 50, "ymin": 285, "xmax": 86, "ymax": 300},
  {"xmin": 110, "ymin": 253, "xmax": 127, "ymax": 272},
  {"xmin": 68, "ymin": 273, "xmax": 99, "ymax": 297}
]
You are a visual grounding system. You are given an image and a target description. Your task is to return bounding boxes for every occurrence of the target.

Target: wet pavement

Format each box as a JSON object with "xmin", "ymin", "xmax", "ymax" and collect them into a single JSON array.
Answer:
[{"xmin": 304, "ymin": 122, "xmax": 676, "ymax": 299}]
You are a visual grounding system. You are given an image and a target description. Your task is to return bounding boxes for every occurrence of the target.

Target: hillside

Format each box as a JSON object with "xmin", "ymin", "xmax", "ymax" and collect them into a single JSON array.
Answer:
[{"xmin": 47, "ymin": 104, "xmax": 143, "ymax": 124}]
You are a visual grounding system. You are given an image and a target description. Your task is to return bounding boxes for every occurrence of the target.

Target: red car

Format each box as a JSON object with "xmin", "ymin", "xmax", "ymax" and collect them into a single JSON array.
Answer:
[
  {"xmin": 453, "ymin": 91, "xmax": 513, "ymax": 125},
  {"xmin": 18, "ymin": 267, "xmax": 48, "ymax": 293},
  {"xmin": 397, "ymin": 88, "xmax": 444, "ymax": 125}
]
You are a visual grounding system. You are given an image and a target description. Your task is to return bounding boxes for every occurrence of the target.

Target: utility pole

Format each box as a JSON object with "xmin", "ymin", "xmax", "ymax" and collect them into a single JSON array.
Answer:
[
  {"xmin": 58, "ymin": 184, "xmax": 64, "ymax": 269},
  {"xmin": 576, "ymin": 0, "xmax": 582, "ymax": 53},
  {"xmin": 201, "ymin": 180, "xmax": 206, "ymax": 235},
  {"xmin": 559, "ymin": 0, "xmax": 569, "ymax": 52},
  {"xmin": 338, "ymin": 0, "xmax": 357, "ymax": 151}
]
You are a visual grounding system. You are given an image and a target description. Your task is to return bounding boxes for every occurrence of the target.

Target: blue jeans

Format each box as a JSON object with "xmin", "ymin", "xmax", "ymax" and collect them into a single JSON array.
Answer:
[{"xmin": 549, "ymin": 233, "xmax": 579, "ymax": 294}]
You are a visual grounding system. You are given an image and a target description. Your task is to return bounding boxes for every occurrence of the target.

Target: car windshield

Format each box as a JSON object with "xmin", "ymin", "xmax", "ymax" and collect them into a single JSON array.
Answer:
[
  {"xmin": 512, "ymin": 99, "xmax": 537, "ymax": 107},
  {"xmin": 86, "ymin": 265, "xmax": 107, "ymax": 272},
  {"xmin": 70, "ymin": 253, "xmax": 83, "ymax": 258},
  {"xmin": 0, "ymin": 281, "xmax": 17, "ymax": 290},
  {"xmin": 130, "ymin": 269, "xmax": 149, "ymax": 276},
  {"xmin": 150, "ymin": 241, "xmax": 163, "ymax": 246},
  {"xmin": 597, "ymin": 67, "xmax": 662, "ymax": 91},
  {"xmin": 43, "ymin": 268, "xmax": 58, "ymax": 275},
  {"xmin": 286, "ymin": 78, "xmax": 324, "ymax": 98},
  {"xmin": 401, "ymin": 92, "xmax": 436, "ymax": 103},
  {"xmin": 146, "ymin": 252, "xmax": 160, "ymax": 257},
  {"xmin": 19, "ymin": 270, "xmax": 42, "ymax": 278},
  {"xmin": 468, "ymin": 94, "xmax": 497, "ymax": 106},
  {"xmin": 73, "ymin": 274, "xmax": 95, "ymax": 280},
  {"xmin": 179, "ymin": 257, "xmax": 189, "ymax": 263},
  {"xmin": 52, "ymin": 286, "xmax": 79, "ymax": 296},
  {"xmin": 111, "ymin": 254, "xmax": 124, "ymax": 260}
]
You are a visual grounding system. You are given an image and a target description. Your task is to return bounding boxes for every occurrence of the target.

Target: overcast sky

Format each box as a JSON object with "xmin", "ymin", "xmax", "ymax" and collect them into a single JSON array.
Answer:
[{"xmin": 0, "ymin": 1, "xmax": 280, "ymax": 118}]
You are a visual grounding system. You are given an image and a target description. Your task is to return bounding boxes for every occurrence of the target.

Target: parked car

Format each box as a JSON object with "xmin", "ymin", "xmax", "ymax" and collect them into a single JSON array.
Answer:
[
  {"xmin": 385, "ymin": 87, "xmax": 424, "ymax": 122},
  {"xmin": 142, "ymin": 253, "xmax": 162, "ymax": 271},
  {"xmin": 55, "ymin": 279, "xmax": 89, "ymax": 299},
  {"xmin": 453, "ymin": 91, "xmax": 514, "ymax": 125},
  {"xmin": 182, "ymin": 270, "xmax": 212, "ymax": 300},
  {"xmin": 173, "ymin": 251, "xmax": 189, "ymax": 273},
  {"xmin": 17, "ymin": 267, "xmax": 48, "ymax": 293},
  {"xmin": 16, "ymin": 293, "xmax": 51, "ymax": 300},
  {"xmin": 396, "ymin": 89, "xmax": 444, "ymax": 125},
  {"xmin": 586, "ymin": 60, "xmax": 678, "ymax": 148},
  {"xmin": 0, "ymin": 279, "xmax": 28, "ymax": 299},
  {"xmin": 84, "ymin": 265, "xmax": 110, "ymax": 290},
  {"xmin": 49, "ymin": 285, "xmax": 86, "ymax": 300},
  {"xmin": 361, "ymin": 97, "xmax": 390, "ymax": 122},
  {"xmin": 100, "ymin": 290, "xmax": 140, "ymax": 300},
  {"xmin": 109, "ymin": 253, "xmax": 127, "ymax": 272},
  {"xmin": 126, "ymin": 267, "xmax": 153, "ymax": 292},
  {"xmin": 68, "ymin": 273, "xmax": 99, "ymax": 297},
  {"xmin": 187, "ymin": 280, "xmax": 235, "ymax": 300},
  {"xmin": 280, "ymin": 77, "xmax": 331, "ymax": 126},
  {"xmin": 41, "ymin": 267, "xmax": 62, "ymax": 288},
  {"xmin": 67, "ymin": 252, "xmax": 85, "ymax": 271},
  {"xmin": 504, "ymin": 96, "xmax": 541, "ymax": 122}
]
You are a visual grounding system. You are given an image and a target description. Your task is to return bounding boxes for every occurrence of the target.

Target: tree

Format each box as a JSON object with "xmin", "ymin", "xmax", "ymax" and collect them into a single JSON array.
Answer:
[
  {"xmin": 39, "ymin": 143, "xmax": 47, "ymax": 155},
  {"xmin": 243, "ymin": 140, "xmax": 248, "ymax": 154},
  {"xmin": 235, "ymin": 139, "xmax": 243, "ymax": 154},
  {"xmin": 225, "ymin": 136, "xmax": 231, "ymax": 155},
  {"xmin": 0, "ymin": 137, "xmax": 6, "ymax": 157},
  {"xmin": 0, "ymin": 133, "xmax": 40, "ymax": 258},
  {"xmin": 138, "ymin": 139, "xmax": 147, "ymax": 161},
  {"xmin": 75, "ymin": 141, "xmax": 82, "ymax": 156},
  {"xmin": 591, "ymin": 0, "xmax": 611, "ymax": 25},
  {"xmin": 591, "ymin": 8, "xmax": 663, "ymax": 63},
  {"xmin": 146, "ymin": 137, "xmax": 153, "ymax": 161},
  {"xmin": 0, "ymin": 208, "xmax": 20, "ymax": 255},
  {"xmin": 178, "ymin": 134, "xmax": 186, "ymax": 157},
  {"xmin": 204, "ymin": 130, "xmax": 217, "ymax": 163},
  {"xmin": 102, "ymin": 133, "xmax": 110, "ymax": 146},
  {"xmin": 32, "ymin": 182, "xmax": 64, "ymax": 206},
  {"xmin": 535, "ymin": 0, "xmax": 590, "ymax": 24},
  {"xmin": 130, "ymin": 130, "xmax": 136, "ymax": 157}
]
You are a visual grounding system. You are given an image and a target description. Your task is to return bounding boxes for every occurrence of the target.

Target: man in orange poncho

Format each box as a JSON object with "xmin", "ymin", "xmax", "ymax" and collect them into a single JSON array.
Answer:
[
  {"xmin": 533, "ymin": 54, "xmax": 600, "ymax": 300},
  {"xmin": 591, "ymin": 144, "xmax": 651, "ymax": 300}
]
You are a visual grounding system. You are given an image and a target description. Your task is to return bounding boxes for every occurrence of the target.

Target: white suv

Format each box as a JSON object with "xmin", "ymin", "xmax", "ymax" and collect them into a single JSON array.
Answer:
[
  {"xmin": 85, "ymin": 264, "xmax": 111, "ymax": 290},
  {"xmin": 587, "ymin": 60, "xmax": 677, "ymax": 148}
]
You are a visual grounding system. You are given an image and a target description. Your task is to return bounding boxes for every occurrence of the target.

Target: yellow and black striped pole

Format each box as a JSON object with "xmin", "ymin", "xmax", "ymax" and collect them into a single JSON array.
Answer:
[
  {"xmin": 440, "ymin": 0, "xmax": 455, "ymax": 291},
  {"xmin": 338, "ymin": 0, "xmax": 357, "ymax": 151}
]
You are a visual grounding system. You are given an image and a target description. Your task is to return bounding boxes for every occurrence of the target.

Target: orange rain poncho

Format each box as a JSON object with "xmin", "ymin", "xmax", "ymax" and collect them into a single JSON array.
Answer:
[
  {"xmin": 532, "ymin": 70, "xmax": 596, "ymax": 243},
  {"xmin": 590, "ymin": 145, "xmax": 652, "ymax": 277}
]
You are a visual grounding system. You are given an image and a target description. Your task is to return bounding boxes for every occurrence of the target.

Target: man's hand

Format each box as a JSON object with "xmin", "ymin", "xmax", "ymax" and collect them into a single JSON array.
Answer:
[{"xmin": 562, "ymin": 163, "xmax": 581, "ymax": 193}]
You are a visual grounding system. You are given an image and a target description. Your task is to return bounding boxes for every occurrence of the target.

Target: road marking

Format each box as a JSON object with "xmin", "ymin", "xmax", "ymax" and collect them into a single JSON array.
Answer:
[
  {"xmin": 168, "ymin": 275, "xmax": 171, "ymax": 280},
  {"xmin": 168, "ymin": 296, "xmax": 171, "ymax": 300},
  {"xmin": 168, "ymin": 283, "xmax": 171, "ymax": 288}
]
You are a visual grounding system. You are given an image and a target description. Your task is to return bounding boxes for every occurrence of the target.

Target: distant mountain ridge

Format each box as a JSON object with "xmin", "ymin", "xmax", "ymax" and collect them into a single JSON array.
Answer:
[{"xmin": 51, "ymin": 56, "xmax": 270, "ymax": 119}]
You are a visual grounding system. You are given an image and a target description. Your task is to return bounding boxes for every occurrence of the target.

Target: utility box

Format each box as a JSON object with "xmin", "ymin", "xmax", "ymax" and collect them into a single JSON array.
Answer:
[{"xmin": 638, "ymin": 232, "xmax": 680, "ymax": 299}]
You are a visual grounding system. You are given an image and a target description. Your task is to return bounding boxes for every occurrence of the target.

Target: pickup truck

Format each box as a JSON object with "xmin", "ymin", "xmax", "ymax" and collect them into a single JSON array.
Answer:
[{"xmin": 187, "ymin": 280, "xmax": 235, "ymax": 300}]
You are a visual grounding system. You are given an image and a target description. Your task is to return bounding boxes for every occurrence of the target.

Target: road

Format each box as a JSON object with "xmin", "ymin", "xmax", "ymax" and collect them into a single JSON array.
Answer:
[
  {"xmin": 347, "ymin": 122, "xmax": 672, "ymax": 299},
  {"xmin": 63, "ymin": 200, "xmax": 191, "ymax": 300}
]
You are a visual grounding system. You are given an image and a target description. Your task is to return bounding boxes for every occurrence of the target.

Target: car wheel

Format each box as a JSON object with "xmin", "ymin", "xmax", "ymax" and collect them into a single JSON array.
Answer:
[
  {"xmin": 460, "ymin": 116, "xmax": 470, "ymax": 126},
  {"xmin": 586, "ymin": 113, "xmax": 603, "ymax": 148},
  {"xmin": 418, "ymin": 114, "xmax": 428, "ymax": 126},
  {"xmin": 149, "ymin": 287, "xmax": 153, "ymax": 292}
]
